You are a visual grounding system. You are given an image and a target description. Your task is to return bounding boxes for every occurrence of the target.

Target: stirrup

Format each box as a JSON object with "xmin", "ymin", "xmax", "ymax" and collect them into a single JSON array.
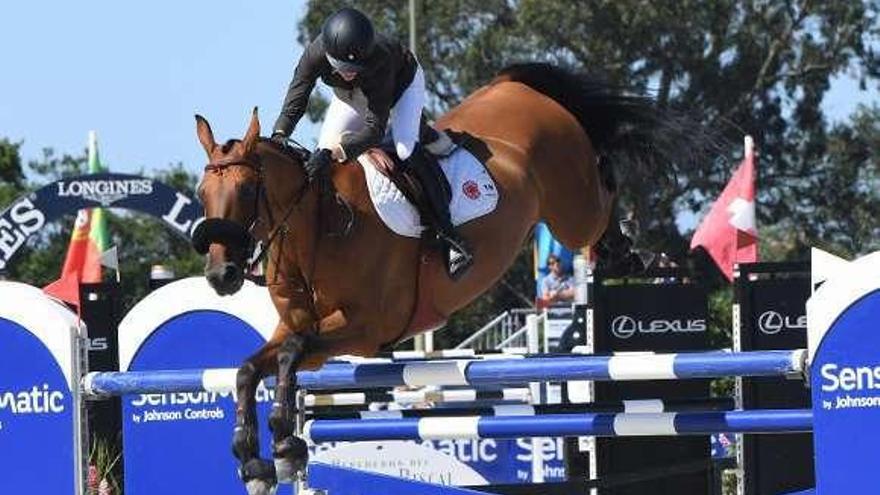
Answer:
[{"xmin": 441, "ymin": 233, "xmax": 473, "ymax": 280}]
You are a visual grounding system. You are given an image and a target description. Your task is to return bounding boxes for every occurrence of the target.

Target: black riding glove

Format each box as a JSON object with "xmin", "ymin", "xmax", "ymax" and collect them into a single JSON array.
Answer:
[
  {"xmin": 270, "ymin": 131, "xmax": 288, "ymax": 146},
  {"xmin": 305, "ymin": 148, "xmax": 333, "ymax": 182}
]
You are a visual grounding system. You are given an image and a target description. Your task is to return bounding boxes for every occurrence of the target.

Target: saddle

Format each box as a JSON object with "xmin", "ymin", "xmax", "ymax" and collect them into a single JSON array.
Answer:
[{"xmin": 365, "ymin": 144, "xmax": 453, "ymax": 247}]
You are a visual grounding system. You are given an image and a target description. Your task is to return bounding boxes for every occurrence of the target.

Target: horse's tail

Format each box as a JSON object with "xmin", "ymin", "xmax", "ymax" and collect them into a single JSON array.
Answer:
[{"xmin": 495, "ymin": 63, "xmax": 717, "ymax": 190}]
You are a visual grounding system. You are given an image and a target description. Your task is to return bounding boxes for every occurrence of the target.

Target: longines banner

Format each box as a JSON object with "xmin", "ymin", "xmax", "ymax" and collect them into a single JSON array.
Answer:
[{"xmin": 0, "ymin": 173, "xmax": 203, "ymax": 271}]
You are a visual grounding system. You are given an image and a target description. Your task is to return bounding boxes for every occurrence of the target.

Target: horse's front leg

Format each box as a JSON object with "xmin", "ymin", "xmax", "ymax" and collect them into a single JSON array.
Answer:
[
  {"xmin": 233, "ymin": 344, "xmax": 280, "ymax": 495},
  {"xmin": 268, "ymin": 330, "xmax": 311, "ymax": 483}
]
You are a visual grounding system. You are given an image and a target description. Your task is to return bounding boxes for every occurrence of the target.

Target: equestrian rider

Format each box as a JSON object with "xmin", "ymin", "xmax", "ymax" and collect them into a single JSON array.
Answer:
[{"xmin": 271, "ymin": 7, "xmax": 473, "ymax": 279}]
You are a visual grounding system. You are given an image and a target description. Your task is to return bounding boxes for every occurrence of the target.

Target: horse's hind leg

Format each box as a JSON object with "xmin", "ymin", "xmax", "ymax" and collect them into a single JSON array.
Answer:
[
  {"xmin": 268, "ymin": 332, "xmax": 311, "ymax": 483},
  {"xmin": 233, "ymin": 343, "xmax": 280, "ymax": 495}
]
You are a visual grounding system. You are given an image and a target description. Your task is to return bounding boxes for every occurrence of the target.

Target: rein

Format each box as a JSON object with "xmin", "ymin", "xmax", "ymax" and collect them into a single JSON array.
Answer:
[
  {"xmin": 200, "ymin": 144, "xmax": 337, "ymax": 335},
  {"xmin": 202, "ymin": 152, "xmax": 310, "ymax": 275}
]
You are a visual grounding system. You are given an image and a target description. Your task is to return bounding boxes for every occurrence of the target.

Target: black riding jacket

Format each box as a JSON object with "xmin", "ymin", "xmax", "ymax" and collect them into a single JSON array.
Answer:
[{"xmin": 273, "ymin": 34, "xmax": 418, "ymax": 160}]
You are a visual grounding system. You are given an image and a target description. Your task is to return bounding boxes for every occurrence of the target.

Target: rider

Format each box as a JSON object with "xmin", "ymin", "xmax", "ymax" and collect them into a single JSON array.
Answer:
[{"xmin": 271, "ymin": 7, "xmax": 473, "ymax": 279}]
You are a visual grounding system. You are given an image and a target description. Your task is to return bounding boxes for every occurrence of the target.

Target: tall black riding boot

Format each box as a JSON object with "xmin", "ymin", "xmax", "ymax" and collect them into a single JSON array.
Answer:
[{"xmin": 408, "ymin": 145, "xmax": 473, "ymax": 280}]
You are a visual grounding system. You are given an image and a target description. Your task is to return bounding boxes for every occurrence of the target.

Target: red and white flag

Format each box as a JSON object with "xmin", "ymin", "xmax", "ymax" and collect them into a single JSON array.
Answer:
[{"xmin": 690, "ymin": 136, "xmax": 759, "ymax": 281}]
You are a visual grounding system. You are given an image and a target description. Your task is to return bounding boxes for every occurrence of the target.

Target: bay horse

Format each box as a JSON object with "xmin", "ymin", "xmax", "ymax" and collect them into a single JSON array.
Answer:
[{"xmin": 192, "ymin": 63, "xmax": 708, "ymax": 494}]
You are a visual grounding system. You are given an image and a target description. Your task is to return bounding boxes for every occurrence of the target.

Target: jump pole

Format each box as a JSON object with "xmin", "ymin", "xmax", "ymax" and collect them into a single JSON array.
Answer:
[
  {"xmin": 301, "ymin": 410, "xmax": 813, "ymax": 443},
  {"xmin": 82, "ymin": 349, "xmax": 806, "ymax": 395}
]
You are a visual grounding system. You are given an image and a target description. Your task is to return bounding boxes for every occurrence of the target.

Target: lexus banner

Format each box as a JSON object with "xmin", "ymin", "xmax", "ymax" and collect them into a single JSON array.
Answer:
[
  {"xmin": 593, "ymin": 282, "xmax": 709, "ymax": 353},
  {"xmin": 735, "ymin": 262, "xmax": 812, "ymax": 495}
]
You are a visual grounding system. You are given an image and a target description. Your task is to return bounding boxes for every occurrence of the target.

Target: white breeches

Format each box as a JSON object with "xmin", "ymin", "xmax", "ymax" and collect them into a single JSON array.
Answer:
[{"xmin": 318, "ymin": 66, "xmax": 426, "ymax": 160}]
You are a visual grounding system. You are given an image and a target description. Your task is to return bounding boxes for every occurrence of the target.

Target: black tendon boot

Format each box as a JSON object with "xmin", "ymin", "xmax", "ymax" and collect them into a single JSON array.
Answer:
[{"xmin": 408, "ymin": 145, "xmax": 473, "ymax": 280}]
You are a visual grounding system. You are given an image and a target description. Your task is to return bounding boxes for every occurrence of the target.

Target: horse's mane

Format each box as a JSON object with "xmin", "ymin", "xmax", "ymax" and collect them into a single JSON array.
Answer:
[
  {"xmin": 257, "ymin": 137, "xmax": 309, "ymax": 164},
  {"xmin": 495, "ymin": 63, "xmax": 722, "ymax": 179},
  {"xmin": 221, "ymin": 139, "xmax": 240, "ymax": 153}
]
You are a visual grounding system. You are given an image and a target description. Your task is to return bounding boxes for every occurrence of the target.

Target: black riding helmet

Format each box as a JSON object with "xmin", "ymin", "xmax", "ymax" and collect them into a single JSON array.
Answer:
[{"xmin": 322, "ymin": 8, "xmax": 375, "ymax": 73}]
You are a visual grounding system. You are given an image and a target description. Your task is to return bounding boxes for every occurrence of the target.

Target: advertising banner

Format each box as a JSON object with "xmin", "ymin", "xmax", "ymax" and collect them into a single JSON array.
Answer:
[
  {"xmin": 0, "ymin": 282, "xmax": 82, "ymax": 494},
  {"xmin": 0, "ymin": 173, "xmax": 202, "ymax": 271}
]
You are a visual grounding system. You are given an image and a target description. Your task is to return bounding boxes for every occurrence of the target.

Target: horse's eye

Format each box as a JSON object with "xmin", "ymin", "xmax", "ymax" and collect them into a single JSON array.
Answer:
[{"xmin": 239, "ymin": 182, "xmax": 257, "ymax": 199}]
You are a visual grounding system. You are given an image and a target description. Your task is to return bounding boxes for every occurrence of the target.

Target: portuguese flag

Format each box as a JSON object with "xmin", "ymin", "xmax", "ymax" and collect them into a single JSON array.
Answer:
[{"xmin": 44, "ymin": 132, "xmax": 110, "ymax": 306}]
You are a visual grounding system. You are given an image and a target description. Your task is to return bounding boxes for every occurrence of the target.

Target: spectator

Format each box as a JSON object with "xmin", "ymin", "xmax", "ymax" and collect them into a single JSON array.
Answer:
[
  {"xmin": 540, "ymin": 254, "xmax": 575, "ymax": 306},
  {"xmin": 654, "ymin": 252, "xmax": 688, "ymax": 284}
]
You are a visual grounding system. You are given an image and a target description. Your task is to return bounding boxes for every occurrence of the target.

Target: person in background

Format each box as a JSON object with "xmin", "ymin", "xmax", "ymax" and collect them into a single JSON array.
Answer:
[
  {"xmin": 653, "ymin": 252, "xmax": 680, "ymax": 284},
  {"xmin": 541, "ymin": 254, "xmax": 575, "ymax": 305}
]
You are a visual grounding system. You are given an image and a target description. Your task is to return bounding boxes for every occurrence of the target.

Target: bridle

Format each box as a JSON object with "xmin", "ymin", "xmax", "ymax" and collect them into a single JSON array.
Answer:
[{"xmin": 192, "ymin": 152, "xmax": 311, "ymax": 274}]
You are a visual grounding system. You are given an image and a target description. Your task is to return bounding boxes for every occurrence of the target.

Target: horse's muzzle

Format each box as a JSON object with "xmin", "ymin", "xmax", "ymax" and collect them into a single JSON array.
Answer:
[
  {"xmin": 205, "ymin": 261, "xmax": 245, "ymax": 295},
  {"xmin": 191, "ymin": 218, "xmax": 253, "ymax": 255}
]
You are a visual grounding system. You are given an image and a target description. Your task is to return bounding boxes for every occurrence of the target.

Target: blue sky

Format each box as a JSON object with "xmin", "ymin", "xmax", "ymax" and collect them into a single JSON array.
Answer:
[
  {"xmin": 1, "ymin": 1, "xmax": 876, "ymax": 179},
  {"xmin": 0, "ymin": 0, "xmax": 319, "ymax": 177}
]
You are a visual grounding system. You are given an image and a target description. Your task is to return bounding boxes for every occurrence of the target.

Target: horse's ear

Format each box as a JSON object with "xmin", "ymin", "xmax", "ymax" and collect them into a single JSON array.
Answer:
[
  {"xmin": 242, "ymin": 107, "xmax": 260, "ymax": 154},
  {"xmin": 195, "ymin": 114, "xmax": 216, "ymax": 157}
]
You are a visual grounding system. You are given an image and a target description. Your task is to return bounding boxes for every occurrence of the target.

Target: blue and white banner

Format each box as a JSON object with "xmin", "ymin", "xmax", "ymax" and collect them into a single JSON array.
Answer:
[
  {"xmin": 313, "ymin": 437, "xmax": 565, "ymax": 485},
  {"xmin": 0, "ymin": 173, "xmax": 202, "ymax": 271},
  {"xmin": 0, "ymin": 282, "xmax": 82, "ymax": 494}
]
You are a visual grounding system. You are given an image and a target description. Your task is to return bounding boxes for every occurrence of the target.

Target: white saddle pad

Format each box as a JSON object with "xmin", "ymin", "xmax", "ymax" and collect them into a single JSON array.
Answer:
[{"xmin": 359, "ymin": 148, "xmax": 499, "ymax": 238}]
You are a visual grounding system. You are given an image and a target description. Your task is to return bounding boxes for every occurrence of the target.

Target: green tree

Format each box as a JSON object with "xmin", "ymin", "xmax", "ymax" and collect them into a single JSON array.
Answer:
[
  {"xmin": 3, "ymin": 147, "xmax": 88, "ymax": 286},
  {"xmin": 0, "ymin": 139, "xmax": 25, "ymax": 206}
]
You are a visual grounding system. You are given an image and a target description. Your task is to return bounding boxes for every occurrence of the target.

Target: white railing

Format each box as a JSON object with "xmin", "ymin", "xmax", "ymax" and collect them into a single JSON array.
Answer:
[{"xmin": 453, "ymin": 308, "xmax": 536, "ymax": 351}]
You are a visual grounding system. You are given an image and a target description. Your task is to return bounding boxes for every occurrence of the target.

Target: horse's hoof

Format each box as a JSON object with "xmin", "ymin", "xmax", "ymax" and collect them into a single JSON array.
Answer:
[
  {"xmin": 273, "ymin": 435, "xmax": 309, "ymax": 483},
  {"xmin": 245, "ymin": 478, "xmax": 278, "ymax": 495},
  {"xmin": 240, "ymin": 458, "xmax": 277, "ymax": 494}
]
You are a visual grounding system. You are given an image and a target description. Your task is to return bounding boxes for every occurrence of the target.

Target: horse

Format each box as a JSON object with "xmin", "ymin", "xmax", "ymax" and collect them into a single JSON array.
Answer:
[{"xmin": 192, "ymin": 63, "xmax": 709, "ymax": 495}]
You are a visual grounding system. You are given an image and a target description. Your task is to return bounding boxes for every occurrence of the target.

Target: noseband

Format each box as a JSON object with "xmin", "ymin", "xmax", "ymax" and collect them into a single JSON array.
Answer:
[{"xmin": 192, "ymin": 153, "xmax": 310, "ymax": 272}]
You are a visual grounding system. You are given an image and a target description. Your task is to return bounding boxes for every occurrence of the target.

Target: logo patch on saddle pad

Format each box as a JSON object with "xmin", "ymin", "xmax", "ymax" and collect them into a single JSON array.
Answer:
[
  {"xmin": 462, "ymin": 180, "xmax": 481, "ymax": 200},
  {"xmin": 359, "ymin": 149, "xmax": 499, "ymax": 238}
]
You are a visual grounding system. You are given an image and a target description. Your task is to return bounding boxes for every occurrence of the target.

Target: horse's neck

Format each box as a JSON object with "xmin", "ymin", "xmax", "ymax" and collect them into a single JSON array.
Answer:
[
  {"xmin": 259, "ymin": 146, "xmax": 305, "ymax": 207},
  {"xmin": 257, "ymin": 147, "xmax": 312, "ymax": 277}
]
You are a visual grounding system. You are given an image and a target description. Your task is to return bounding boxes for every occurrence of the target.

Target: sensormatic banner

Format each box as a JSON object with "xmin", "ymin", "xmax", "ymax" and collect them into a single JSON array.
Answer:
[
  {"xmin": 121, "ymin": 310, "xmax": 292, "ymax": 495},
  {"xmin": 811, "ymin": 289, "xmax": 880, "ymax": 492},
  {"xmin": 313, "ymin": 437, "xmax": 565, "ymax": 485},
  {"xmin": 126, "ymin": 386, "xmax": 274, "ymax": 425},
  {"xmin": 0, "ymin": 173, "xmax": 202, "ymax": 271},
  {"xmin": 0, "ymin": 318, "xmax": 74, "ymax": 494},
  {"xmin": 122, "ymin": 310, "xmax": 563, "ymax": 492}
]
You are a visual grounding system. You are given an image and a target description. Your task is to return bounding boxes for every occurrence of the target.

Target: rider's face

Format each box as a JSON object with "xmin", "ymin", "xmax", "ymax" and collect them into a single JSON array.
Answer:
[{"xmin": 339, "ymin": 70, "xmax": 358, "ymax": 82}]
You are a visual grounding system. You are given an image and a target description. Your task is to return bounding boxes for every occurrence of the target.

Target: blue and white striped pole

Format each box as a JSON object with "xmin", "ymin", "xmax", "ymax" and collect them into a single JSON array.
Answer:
[
  {"xmin": 303, "ymin": 409, "xmax": 813, "ymax": 443},
  {"xmin": 307, "ymin": 398, "xmax": 735, "ymax": 420},
  {"xmin": 82, "ymin": 349, "xmax": 806, "ymax": 396}
]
